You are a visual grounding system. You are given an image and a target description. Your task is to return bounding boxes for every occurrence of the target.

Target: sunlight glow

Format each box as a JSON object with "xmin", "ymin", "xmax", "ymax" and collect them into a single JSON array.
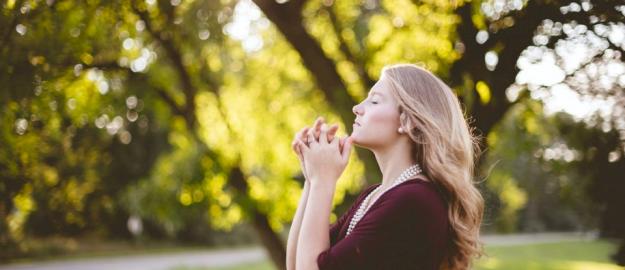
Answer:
[{"xmin": 224, "ymin": 0, "xmax": 270, "ymax": 52}]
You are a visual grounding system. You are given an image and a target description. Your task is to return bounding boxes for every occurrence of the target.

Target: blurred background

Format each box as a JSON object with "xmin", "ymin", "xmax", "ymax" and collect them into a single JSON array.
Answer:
[{"xmin": 1, "ymin": 0, "xmax": 624, "ymax": 269}]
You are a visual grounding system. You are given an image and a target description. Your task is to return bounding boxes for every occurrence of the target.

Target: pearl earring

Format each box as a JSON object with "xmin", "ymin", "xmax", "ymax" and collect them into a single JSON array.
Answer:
[{"xmin": 398, "ymin": 127, "xmax": 404, "ymax": 133}]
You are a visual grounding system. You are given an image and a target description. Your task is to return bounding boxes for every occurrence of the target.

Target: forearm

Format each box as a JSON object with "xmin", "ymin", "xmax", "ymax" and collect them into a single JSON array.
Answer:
[
  {"xmin": 286, "ymin": 180, "xmax": 311, "ymax": 270},
  {"xmin": 296, "ymin": 181, "xmax": 336, "ymax": 270}
]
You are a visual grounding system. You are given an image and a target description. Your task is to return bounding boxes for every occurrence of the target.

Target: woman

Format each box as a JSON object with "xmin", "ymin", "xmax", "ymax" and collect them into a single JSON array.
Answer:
[{"xmin": 288, "ymin": 64, "xmax": 484, "ymax": 270}]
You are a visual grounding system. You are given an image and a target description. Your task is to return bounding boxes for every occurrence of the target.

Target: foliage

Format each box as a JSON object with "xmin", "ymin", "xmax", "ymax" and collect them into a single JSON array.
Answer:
[{"xmin": 483, "ymin": 100, "xmax": 600, "ymax": 233}]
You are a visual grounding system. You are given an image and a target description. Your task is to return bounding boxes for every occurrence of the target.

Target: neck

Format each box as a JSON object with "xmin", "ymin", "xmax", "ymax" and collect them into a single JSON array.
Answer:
[{"xmin": 372, "ymin": 137, "xmax": 417, "ymax": 189}]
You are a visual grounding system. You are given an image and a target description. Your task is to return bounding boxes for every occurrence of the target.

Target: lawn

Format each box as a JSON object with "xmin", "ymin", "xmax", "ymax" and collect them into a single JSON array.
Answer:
[
  {"xmin": 477, "ymin": 240, "xmax": 621, "ymax": 270},
  {"xmin": 175, "ymin": 240, "xmax": 621, "ymax": 270}
]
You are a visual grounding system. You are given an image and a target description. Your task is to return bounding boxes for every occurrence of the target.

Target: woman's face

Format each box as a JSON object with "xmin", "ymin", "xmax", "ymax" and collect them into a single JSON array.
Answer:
[{"xmin": 351, "ymin": 74, "xmax": 402, "ymax": 149}]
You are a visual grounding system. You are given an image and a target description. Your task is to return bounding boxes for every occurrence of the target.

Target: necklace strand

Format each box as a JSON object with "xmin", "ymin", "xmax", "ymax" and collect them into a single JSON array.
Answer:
[{"xmin": 346, "ymin": 164, "xmax": 422, "ymax": 236}]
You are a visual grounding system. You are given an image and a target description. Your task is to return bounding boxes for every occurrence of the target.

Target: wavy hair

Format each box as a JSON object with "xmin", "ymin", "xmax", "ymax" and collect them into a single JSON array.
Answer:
[{"xmin": 382, "ymin": 63, "xmax": 484, "ymax": 269}]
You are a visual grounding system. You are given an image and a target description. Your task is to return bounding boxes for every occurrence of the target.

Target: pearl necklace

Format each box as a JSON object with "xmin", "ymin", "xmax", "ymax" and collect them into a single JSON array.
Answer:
[{"xmin": 346, "ymin": 164, "xmax": 422, "ymax": 236}]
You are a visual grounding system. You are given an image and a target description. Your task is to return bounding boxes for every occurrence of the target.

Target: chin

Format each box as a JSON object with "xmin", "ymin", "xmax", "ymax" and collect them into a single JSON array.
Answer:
[
  {"xmin": 350, "ymin": 131, "xmax": 394, "ymax": 151},
  {"xmin": 349, "ymin": 132, "xmax": 361, "ymax": 146},
  {"xmin": 349, "ymin": 134, "xmax": 370, "ymax": 149}
]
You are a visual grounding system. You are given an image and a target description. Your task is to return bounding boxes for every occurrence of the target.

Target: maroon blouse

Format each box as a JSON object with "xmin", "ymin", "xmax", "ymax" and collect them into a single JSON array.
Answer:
[{"xmin": 317, "ymin": 177, "xmax": 450, "ymax": 270}]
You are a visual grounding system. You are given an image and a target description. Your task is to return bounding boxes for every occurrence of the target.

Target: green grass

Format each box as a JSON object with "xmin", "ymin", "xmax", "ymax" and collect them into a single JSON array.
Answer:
[
  {"xmin": 476, "ymin": 240, "xmax": 622, "ymax": 270},
  {"xmin": 181, "ymin": 240, "xmax": 621, "ymax": 270},
  {"xmin": 171, "ymin": 261, "xmax": 276, "ymax": 270}
]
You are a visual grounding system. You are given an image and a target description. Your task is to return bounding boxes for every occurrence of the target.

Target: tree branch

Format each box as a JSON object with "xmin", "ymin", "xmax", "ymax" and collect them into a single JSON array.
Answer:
[
  {"xmin": 252, "ymin": 0, "xmax": 357, "ymax": 123},
  {"xmin": 253, "ymin": 0, "xmax": 383, "ymax": 217},
  {"xmin": 325, "ymin": 5, "xmax": 375, "ymax": 89},
  {"xmin": 130, "ymin": 1, "xmax": 198, "ymax": 128}
]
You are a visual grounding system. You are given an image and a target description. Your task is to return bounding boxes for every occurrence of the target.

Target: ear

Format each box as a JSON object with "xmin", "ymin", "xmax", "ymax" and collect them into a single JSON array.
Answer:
[{"xmin": 399, "ymin": 110, "xmax": 414, "ymax": 131}]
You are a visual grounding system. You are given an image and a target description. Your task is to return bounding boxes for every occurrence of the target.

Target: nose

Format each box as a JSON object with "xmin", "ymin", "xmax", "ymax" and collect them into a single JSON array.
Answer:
[{"xmin": 352, "ymin": 103, "xmax": 362, "ymax": 116}]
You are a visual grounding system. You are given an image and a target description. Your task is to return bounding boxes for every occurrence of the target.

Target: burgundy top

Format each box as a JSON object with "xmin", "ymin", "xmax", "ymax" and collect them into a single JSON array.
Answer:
[{"xmin": 317, "ymin": 177, "xmax": 450, "ymax": 270}]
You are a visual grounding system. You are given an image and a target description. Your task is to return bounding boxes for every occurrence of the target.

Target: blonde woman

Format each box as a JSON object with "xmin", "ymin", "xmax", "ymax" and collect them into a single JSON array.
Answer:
[{"xmin": 288, "ymin": 64, "xmax": 484, "ymax": 270}]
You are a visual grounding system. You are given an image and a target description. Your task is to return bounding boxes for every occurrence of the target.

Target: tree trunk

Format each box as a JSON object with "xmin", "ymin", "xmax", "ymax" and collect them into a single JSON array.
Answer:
[{"xmin": 229, "ymin": 166, "xmax": 286, "ymax": 270}]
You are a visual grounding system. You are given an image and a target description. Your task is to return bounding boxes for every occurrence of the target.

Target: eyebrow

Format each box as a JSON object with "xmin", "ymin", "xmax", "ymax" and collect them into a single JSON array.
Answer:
[{"xmin": 368, "ymin": 91, "xmax": 383, "ymax": 97}]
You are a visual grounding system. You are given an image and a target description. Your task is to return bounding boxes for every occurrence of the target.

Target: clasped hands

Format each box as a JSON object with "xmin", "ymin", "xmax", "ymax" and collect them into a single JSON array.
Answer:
[{"xmin": 291, "ymin": 117, "xmax": 353, "ymax": 187}]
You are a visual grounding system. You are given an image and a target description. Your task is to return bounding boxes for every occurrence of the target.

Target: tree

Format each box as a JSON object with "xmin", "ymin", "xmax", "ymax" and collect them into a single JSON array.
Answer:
[
  {"xmin": 2, "ymin": 1, "xmax": 366, "ymax": 268},
  {"xmin": 0, "ymin": 0, "xmax": 177, "ymax": 257}
]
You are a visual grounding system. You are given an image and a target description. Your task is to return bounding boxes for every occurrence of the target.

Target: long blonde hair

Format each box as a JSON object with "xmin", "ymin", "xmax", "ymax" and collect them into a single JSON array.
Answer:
[{"xmin": 382, "ymin": 63, "xmax": 484, "ymax": 269}]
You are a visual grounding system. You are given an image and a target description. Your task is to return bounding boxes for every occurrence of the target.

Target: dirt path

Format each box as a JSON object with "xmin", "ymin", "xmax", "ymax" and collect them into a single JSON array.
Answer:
[{"xmin": 0, "ymin": 247, "xmax": 265, "ymax": 270}]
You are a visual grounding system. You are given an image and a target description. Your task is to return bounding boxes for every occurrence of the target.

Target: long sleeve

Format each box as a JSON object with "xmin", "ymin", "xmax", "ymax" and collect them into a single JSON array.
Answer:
[{"xmin": 317, "ymin": 179, "xmax": 450, "ymax": 270}]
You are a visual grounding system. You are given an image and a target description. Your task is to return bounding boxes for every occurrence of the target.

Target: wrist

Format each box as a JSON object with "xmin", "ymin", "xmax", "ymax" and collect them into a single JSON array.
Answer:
[{"xmin": 310, "ymin": 179, "xmax": 337, "ymax": 193}]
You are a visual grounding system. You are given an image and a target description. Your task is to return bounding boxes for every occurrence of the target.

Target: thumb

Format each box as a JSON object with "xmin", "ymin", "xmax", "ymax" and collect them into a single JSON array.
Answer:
[{"xmin": 340, "ymin": 136, "xmax": 353, "ymax": 161}]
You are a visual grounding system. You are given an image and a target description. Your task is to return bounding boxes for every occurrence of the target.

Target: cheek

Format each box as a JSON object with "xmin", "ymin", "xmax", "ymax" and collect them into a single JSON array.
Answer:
[
  {"xmin": 354, "ymin": 107, "xmax": 399, "ymax": 143},
  {"xmin": 352, "ymin": 106, "xmax": 399, "ymax": 147},
  {"xmin": 368, "ymin": 107, "xmax": 399, "ymax": 130}
]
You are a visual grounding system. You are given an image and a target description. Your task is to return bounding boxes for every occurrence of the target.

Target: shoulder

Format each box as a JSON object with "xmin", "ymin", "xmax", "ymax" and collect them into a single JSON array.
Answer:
[
  {"xmin": 380, "ymin": 177, "xmax": 448, "ymax": 214},
  {"xmin": 392, "ymin": 177, "xmax": 442, "ymax": 199}
]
